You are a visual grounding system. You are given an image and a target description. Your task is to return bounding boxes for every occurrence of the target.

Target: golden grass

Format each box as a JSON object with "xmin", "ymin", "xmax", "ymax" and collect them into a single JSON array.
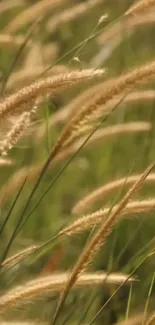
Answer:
[
  {"xmin": 0, "ymin": 122, "xmax": 150, "ymax": 206},
  {"xmin": 1, "ymin": 245, "xmax": 38, "ymax": 267},
  {"xmin": 72, "ymin": 172, "xmax": 155, "ymax": 214},
  {"xmin": 60, "ymin": 198, "xmax": 155, "ymax": 237},
  {"xmin": 0, "ymin": 105, "xmax": 37, "ymax": 157},
  {"xmin": 51, "ymin": 61, "xmax": 155, "ymax": 157},
  {"xmin": 1, "ymin": 1, "xmax": 155, "ymax": 323},
  {"xmin": 53, "ymin": 163, "xmax": 154, "ymax": 324},
  {"xmin": 0, "ymin": 272, "xmax": 134, "ymax": 311},
  {"xmin": 36, "ymin": 89, "xmax": 155, "ymax": 140},
  {"xmin": 0, "ymin": 69, "xmax": 104, "ymax": 120},
  {"xmin": 7, "ymin": 65, "xmax": 72, "ymax": 90}
]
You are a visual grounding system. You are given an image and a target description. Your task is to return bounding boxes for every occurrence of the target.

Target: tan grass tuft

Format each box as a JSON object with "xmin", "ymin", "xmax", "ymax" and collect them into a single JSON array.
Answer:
[
  {"xmin": 36, "ymin": 89, "xmax": 155, "ymax": 141},
  {"xmin": 125, "ymin": 0, "xmax": 155, "ymax": 17},
  {"xmin": 53, "ymin": 121, "xmax": 151, "ymax": 165},
  {"xmin": 7, "ymin": 65, "xmax": 72, "ymax": 90},
  {"xmin": 73, "ymin": 172, "xmax": 155, "ymax": 214},
  {"xmin": 0, "ymin": 69, "xmax": 104, "ymax": 120},
  {"xmin": 0, "ymin": 104, "xmax": 37, "ymax": 157},
  {"xmin": 54, "ymin": 163, "xmax": 154, "ymax": 322},
  {"xmin": 0, "ymin": 272, "xmax": 134, "ymax": 311},
  {"xmin": 51, "ymin": 61, "xmax": 155, "ymax": 156},
  {"xmin": 60, "ymin": 198, "xmax": 155, "ymax": 237},
  {"xmin": 1, "ymin": 245, "xmax": 38, "ymax": 267}
]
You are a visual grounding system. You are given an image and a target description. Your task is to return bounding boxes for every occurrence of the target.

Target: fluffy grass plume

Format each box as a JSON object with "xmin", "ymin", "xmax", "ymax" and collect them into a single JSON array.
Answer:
[
  {"xmin": 52, "ymin": 163, "xmax": 155, "ymax": 325},
  {"xmin": 0, "ymin": 69, "xmax": 104, "ymax": 120},
  {"xmin": 0, "ymin": 272, "xmax": 134, "ymax": 311},
  {"xmin": 51, "ymin": 61, "xmax": 155, "ymax": 156},
  {"xmin": 0, "ymin": 121, "xmax": 150, "ymax": 205}
]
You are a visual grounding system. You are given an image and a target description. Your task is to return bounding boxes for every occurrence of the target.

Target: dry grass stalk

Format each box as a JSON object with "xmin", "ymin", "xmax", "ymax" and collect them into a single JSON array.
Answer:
[
  {"xmin": 1, "ymin": 245, "xmax": 38, "ymax": 267},
  {"xmin": 0, "ymin": 69, "xmax": 104, "ymax": 120},
  {"xmin": 52, "ymin": 60, "xmax": 155, "ymax": 154},
  {"xmin": 60, "ymin": 198, "xmax": 155, "ymax": 237},
  {"xmin": 47, "ymin": 0, "xmax": 106, "ymax": 34},
  {"xmin": 4, "ymin": 0, "xmax": 68, "ymax": 33},
  {"xmin": 125, "ymin": 0, "xmax": 155, "ymax": 17},
  {"xmin": 73, "ymin": 172, "xmax": 155, "ymax": 214},
  {"xmin": 0, "ymin": 272, "xmax": 134, "ymax": 311},
  {"xmin": 0, "ymin": 105, "xmax": 37, "ymax": 156},
  {"xmin": 0, "ymin": 121, "xmax": 150, "ymax": 205},
  {"xmin": 36, "ymin": 89, "xmax": 155, "ymax": 141},
  {"xmin": 54, "ymin": 163, "xmax": 154, "ymax": 323},
  {"xmin": 0, "ymin": 34, "xmax": 25, "ymax": 46}
]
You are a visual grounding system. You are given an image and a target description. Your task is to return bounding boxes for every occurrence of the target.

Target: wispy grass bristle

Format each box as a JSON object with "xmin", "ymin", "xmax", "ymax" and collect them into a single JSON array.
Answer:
[
  {"xmin": 0, "ymin": 122, "xmax": 150, "ymax": 206},
  {"xmin": 0, "ymin": 104, "xmax": 37, "ymax": 157},
  {"xmin": 73, "ymin": 172, "xmax": 155, "ymax": 214},
  {"xmin": 52, "ymin": 61, "xmax": 155, "ymax": 156},
  {"xmin": 0, "ymin": 272, "xmax": 134, "ymax": 311},
  {"xmin": 7, "ymin": 65, "xmax": 71, "ymax": 90},
  {"xmin": 36, "ymin": 90, "xmax": 155, "ymax": 140},
  {"xmin": 53, "ymin": 163, "xmax": 154, "ymax": 325},
  {"xmin": 0, "ymin": 69, "xmax": 104, "ymax": 120},
  {"xmin": 60, "ymin": 198, "xmax": 155, "ymax": 237},
  {"xmin": 1, "ymin": 245, "xmax": 38, "ymax": 267}
]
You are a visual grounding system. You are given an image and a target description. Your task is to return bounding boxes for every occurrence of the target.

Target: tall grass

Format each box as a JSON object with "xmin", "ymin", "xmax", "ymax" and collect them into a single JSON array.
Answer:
[{"xmin": 1, "ymin": 0, "xmax": 155, "ymax": 325}]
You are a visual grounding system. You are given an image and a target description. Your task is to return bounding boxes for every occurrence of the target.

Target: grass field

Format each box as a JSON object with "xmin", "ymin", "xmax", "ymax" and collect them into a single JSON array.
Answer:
[{"xmin": 1, "ymin": 1, "xmax": 155, "ymax": 324}]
